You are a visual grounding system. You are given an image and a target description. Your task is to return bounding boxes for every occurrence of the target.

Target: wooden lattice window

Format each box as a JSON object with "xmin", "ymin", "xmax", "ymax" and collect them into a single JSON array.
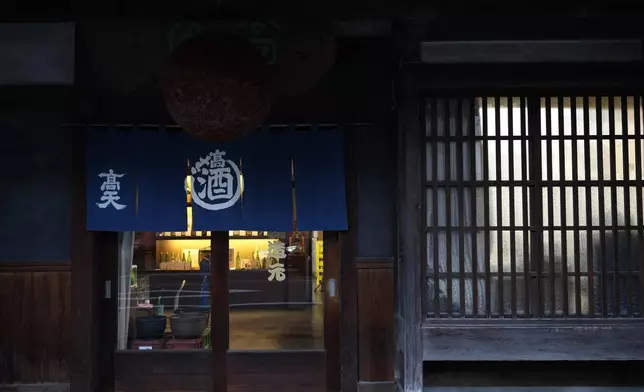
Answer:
[{"xmin": 424, "ymin": 96, "xmax": 644, "ymax": 319}]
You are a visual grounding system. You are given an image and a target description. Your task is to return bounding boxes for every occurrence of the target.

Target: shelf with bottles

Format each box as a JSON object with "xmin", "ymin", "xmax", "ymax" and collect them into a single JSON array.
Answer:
[
  {"xmin": 158, "ymin": 250, "xmax": 198, "ymax": 271},
  {"xmin": 157, "ymin": 230, "xmax": 275, "ymax": 240}
]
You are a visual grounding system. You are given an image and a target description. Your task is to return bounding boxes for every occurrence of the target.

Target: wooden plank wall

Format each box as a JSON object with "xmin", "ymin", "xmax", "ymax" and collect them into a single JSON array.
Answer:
[
  {"xmin": 0, "ymin": 123, "xmax": 74, "ymax": 386},
  {"xmin": 113, "ymin": 351, "xmax": 326, "ymax": 392},
  {"xmin": 0, "ymin": 263, "xmax": 71, "ymax": 384},
  {"xmin": 353, "ymin": 122, "xmax": 397, "ymax": 392}
]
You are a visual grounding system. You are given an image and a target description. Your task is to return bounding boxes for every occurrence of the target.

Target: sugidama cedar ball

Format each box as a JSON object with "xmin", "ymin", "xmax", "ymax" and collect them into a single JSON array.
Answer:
[{"xmin": 160, "ymin": 33, "xmax": 273, "ymax": 142}]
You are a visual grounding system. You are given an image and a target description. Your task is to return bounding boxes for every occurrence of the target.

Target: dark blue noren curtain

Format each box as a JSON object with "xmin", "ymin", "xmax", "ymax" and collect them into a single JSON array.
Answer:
[
  {"xmin": 135, "ymin": 127, "xmax": 188, "ymax": 232},
  {"xmin": 86, "ymin": 127, "xmax": 138, "ymax": 231},
  {"xmin": 240, "ymin": 127, "xmax": 294, "ymax": 231},
  {"xmin": 184, "ymin": 134, "xmax": 244, "ymax": 231},
  {"xmin": 292, "ymin": 126, "xmax": 348, "ymax": 230}
]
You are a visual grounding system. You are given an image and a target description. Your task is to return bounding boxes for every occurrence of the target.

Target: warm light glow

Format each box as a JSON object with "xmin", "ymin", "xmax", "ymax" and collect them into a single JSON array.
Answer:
[{"xmin": 157, "ymin": 238, "xmax": 279, "ymax": 270}]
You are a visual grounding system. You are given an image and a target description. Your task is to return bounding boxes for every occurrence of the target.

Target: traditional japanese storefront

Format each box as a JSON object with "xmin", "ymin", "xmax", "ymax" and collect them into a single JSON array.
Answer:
[
  {"xmin": 8, "ymin": 12, "xmax": 644, "ymax": 392},
  {"xmin": 0, "ymin": 21, "xmax": 397, "ymax": 392},
  {"xmin": 85, "ymin": 123, "xmax": 349, "ymax": 391}
]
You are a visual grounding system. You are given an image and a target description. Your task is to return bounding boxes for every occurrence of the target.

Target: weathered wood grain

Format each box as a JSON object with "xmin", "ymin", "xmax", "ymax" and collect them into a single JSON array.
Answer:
[{"xmin": 423, "ymin": 326, "xmax": 644, "ymax": 361}]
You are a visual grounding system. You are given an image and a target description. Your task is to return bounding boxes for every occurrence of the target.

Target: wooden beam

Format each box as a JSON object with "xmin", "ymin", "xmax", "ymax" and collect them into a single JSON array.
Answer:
[
  {"xmin": 399, "ymin": 63, "xmax": 644, "ymax": 93},
  {"xmin": 422, "ymin": 326, "xmax": 644, "ymax": 361},
  {"xmin": 7, "ymin": 2, "xmax": 644, "ymax": 21},
  {"xmin": 395, "ymin": 71, "xmax": 423, "ymax": 392},
  {"xmin": 420, "ymin": 39, "xmax": 643, "ymax": 64}
]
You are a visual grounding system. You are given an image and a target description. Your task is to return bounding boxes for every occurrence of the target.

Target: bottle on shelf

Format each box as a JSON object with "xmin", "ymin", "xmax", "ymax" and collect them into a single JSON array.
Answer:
[
  {"xmin": 187, "ymin": 251, "xmax": 193, "ymax": 269},
  {"xmin": 235, "ymin": 252, "xmax": 241, "ymax": 270},
  {"xmin": 181, "ymin": 252, "xmax": 188, "ymax": 270}
]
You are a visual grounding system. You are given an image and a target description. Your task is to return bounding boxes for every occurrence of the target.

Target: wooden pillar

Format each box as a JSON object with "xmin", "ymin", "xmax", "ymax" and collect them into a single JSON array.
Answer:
[
  {"xmin": 211, "ymin": 231, "xmax": 229, "ymax": 392},
  {"xmin": 70, "ymin": 126, "xmax": 99, "ymax": 392},
  {"xmin": 324, "ymin": 231, "xmax": 341, "ymax": 392},
  {"xmin": 340, "ymin": 124, "xmax": 359, "ymax": 392},
  {"xmin": 396, "ymin": 71, "xmax": 424, "ymax": 392}
]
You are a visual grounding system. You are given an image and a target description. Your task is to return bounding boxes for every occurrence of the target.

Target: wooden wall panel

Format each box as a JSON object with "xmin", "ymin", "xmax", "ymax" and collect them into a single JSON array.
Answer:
[
  {"xmin": 228, "ymin": 351, "xmax": 325, "ymax": 392},
  {"xmin": 0, "ymin": 265, "xmax": 71, "ymax": 384},
  {"xmin": 114, "ymin": 351, "xmax": 325, "ymax": 392},
  {"xmin": 357, "ymin": 260, "xmax": 394, "ymax": 382},
  {"xmin": 115, "ymin": 351, "xmax": 212, "ymax": 392}
]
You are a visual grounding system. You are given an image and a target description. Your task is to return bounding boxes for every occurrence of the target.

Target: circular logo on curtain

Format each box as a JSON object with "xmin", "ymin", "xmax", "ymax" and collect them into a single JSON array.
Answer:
[{"xmin": 190, "ymin": 149, "xmax": 241, "ymax": 211}]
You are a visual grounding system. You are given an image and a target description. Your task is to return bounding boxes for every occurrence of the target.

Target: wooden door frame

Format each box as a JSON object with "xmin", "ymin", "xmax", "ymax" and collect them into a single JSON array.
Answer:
[
  {"xmin": 209, "ymin": 124, "xmax": 359, "ymax": 392},
  {"xmin": 208, "ymin": 230, "xmax": 341, "ymax": 392}
]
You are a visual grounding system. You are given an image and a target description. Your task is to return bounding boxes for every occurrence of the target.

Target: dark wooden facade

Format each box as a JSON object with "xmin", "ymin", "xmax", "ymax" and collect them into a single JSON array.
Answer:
[
  {"xmin": 3, "ymin": 13, "xmax": 644, "ymax": 392},
  {"xmin": 0, "ymin": 25, "xmax": 397, "ymax": 392},
  {"xmin": 0, "ymin": 124, "xmax": 73, "ymax": 386}
]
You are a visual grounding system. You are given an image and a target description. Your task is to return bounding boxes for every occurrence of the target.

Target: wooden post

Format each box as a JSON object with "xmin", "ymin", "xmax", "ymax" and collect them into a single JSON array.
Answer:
[
  {"xmin": 324, "ymin": 231, "xmax": 341, "ymax": 392},
  {"xmin": 396, "ymin": 71, "xmax": 424, "ymax": 392},
  {"xmin": 340, "ymin": 124, "xmax": 359, "ymax": 392},
  {"xmin": 211, "ymin": 231, "xmax": 229, "ymax": 392},
  {"xmin": 70, "ymin": 126, "xmax": 99, "ymax": 392}
]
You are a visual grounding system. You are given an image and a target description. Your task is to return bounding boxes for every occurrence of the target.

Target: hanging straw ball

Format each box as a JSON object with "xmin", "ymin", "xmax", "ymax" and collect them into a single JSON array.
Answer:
[{"xmin": 161, "ymin": 32, "xmax": 273, "ymax": 142}]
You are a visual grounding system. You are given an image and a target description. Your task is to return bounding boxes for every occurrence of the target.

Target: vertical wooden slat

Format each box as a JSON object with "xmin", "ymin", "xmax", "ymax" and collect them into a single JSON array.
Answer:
[
  {"xmin": 621, "ymin": 96, "xmax": 633, "ymax": 317},
  {"xmin": 528, "ymin": 97, "xmax": 544, "ymax": 318},
  {"xmin": 558, "ymin": 96, "xmax": 568, "ymax": 317},
  {"xmin": 211, "ymin": 231, "xmax": 228, "ymax": 392},
  {"xmin": 521, "ymin": 97, "xmax": 531, "ymax": 317},
  {"xmin": 597, "ymin": 96, "xmax": 608, "ymax": 317},
  {"xmin": 421, "ymin": 106, "xmax": 429, "ymax": 319},
  {"xmin": 495, "ymin": 97, "xmax": 504, "ymax": 316},
  {"xmin": 15, "ymin": 272, "xmax": 34, "ymax": 381},
  {"xmin": 456, "ymin": 98, "xmax": 466, "ymax": 317},
  {"xmin": 0, "ymin": 272, "xmax": 16, "ymax": 383},
  {"xmin": 482, "ymin": 97, "xmax": 492, "ymax": 317},
  {"xmin": 571, "ymin": 96, "xmax": 583, "ymax": 317},
  {"xmin": 584, "ymin": 96, "xmax": 596, "ymax": 316},
  {"xmin": 608, "ymin": 96, "xmax": 621, "ymax": 317},
  {"xmin": 445, "ymin": 99, "xmax": 453, "ymax": 317},
  {"xmin": 468, "ymin": 98, "xmax": 479, "ymax": 317},
  {"xmin": 508, "ymin": 97, "xmax": 517, "ymax": 318},
  {"xmin": 634, "ymin": 95, "xmax": 644, "ymax": 317},
  {"xmin": 397, "ymin": 73, "xmax": 423, "ymax": 392},
  {"xmin": 546, "ymin": 97, "xmax": 556, "ymax": 317},
  {"xmin": 420, "ymin": 115, "xmax": 429, "ymax": 320},
  {"xmin": 431, "ymin": 99, "xmax": 441, "ymax": 318}
]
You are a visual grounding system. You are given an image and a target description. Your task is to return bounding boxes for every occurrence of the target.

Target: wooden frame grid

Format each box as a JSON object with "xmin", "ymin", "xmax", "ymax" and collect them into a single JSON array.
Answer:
[{"xmin": 422, "ymin": 94, "xmax": 644, "ymax": 321}]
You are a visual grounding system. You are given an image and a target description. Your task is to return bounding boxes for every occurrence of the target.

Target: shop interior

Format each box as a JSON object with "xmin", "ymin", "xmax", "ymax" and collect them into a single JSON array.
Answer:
[{"xmin": 119, "ymin": 178, "xmax": 325, "ymax": 352}]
